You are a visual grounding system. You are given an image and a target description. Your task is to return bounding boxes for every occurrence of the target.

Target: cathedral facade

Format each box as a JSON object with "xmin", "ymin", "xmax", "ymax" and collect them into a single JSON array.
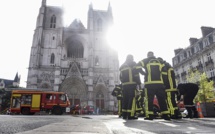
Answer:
[{"xmin": 27, "ymin": 0, "xmax": 120, "ymax": 111}]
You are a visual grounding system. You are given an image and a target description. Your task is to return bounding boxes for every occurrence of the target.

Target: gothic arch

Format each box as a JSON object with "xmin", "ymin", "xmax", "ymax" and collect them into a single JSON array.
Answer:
[
  {"xmin": 94, "ymin": 84, "xmax": 108, "ymax": 109},
  {"xmin": 60, "ymin": 77, "xmax": 87, "ymax": 106},
  {"xmin": 50, "ymin": 15, "xmax": 56, "ymax": 28},
  {"xmin": 50, "ymin": 53, "xmax": 55, "ymax": 64},
  {"xmin": 64, "ymin": 35, "xmax": 87, "ymax": 58},
  {"xmin": 40, "ymin": 82, "xmax": 52, "ymax": 90},
  {"xmin": 67, "ymin": 40, "xmax": 84, "ymax": 58}
]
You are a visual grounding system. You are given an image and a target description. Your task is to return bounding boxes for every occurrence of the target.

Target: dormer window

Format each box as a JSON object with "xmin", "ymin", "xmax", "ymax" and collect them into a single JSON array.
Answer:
[
  {"xmin": 203, "ymin": 39, "xmax": 208, "ymax": 47},
  {"xmin": 50, "ymin": 15, "xmax": 56, "ymax": 28},
  {"xmin": 191, "ymin": 47, "xmax": 194, "ymax": 54},
  {"xmin": 199, "ymin": 42, "xmax": 203, "ymax": 50},
  {"xmin": 209, "ymin": 35, "xmax": 213, "ymax": 44},
  {"xmin": 183, "ymin": 52, "xmax": 187, "ymax": 59}
]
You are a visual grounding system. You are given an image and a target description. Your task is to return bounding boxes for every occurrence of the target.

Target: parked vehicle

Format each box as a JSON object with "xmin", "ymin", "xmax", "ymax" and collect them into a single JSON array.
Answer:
[
  {"xmin": 71, "ymin": 105, "xmax": 94, "ymax": 115},
  {"xmin": 82, "ymin": 105, "xmax": 94, "ymax": 114},
  {"xmin": 10, "ymin": 89, "xmax": 70, "ymax": 115}
]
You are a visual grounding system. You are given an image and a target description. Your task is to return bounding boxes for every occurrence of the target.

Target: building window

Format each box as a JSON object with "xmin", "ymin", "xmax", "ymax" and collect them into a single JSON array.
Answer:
[
  {"xmin": 191, "ymin": 47, "xmax": 194, "ymax": 54},
  {"xmin": 209, "ymin": 35, "xmax": 213, "ymax": 44},
  {"xmin": 183, "ymin": 52, "xmax": 187, "ymax": 59},
  {"xmin": 53, "ymin": 36, "xmax": 55, "ymax": 40},
  {"xmin": 199, "ymin": 42, "xmax": 203, "ymax": 50},
  {"xmin": 195, "ymin": 45, "xmax": 200, "ymax": 52},
  {"xmin": 50, "ymin": 15, "xmax": 56, "ymax": 28},
  {"xmin": 207, "ymin": 53, "xmax": 211, "ymax": 61},
  {"xmin": 67, "ymin": 40, "xmax": 84, "ymax": 58},
  {"xmin": 97, "ymin": 19, "xmax": 102, "ymax": 31},
  {"xmin": 188, "ymin": 50, "xmax": 191, "ymax": 57},
  {"xmin": 209, "ymin": 68, "xmax": 215, "ymax": 77},
  {"xmin": 177, "ymin": 56, "xmax": 180, "ymax": 63},
  {"xmin": 95, "ymin": 56, "xmax": 99, "ymax": 66},
  {"xmin": 203, "ymin": 39, "xmax": 208, "ymax": 47},
  {"xmin": 50, "ymin": 53, "xmax": 55, "ymax": 64}
]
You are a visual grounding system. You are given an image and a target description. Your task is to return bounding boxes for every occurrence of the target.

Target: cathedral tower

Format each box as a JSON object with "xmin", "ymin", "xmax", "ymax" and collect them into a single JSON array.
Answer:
[{"xmin": 27, "ymin": 0, "xmax": 119, "ymax": 111}]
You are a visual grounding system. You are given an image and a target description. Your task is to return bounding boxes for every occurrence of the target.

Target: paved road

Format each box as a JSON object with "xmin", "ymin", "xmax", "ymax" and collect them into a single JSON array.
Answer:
[{"xmin": 1, "ymin": 115, "xmax": 215, "ymax": 134}]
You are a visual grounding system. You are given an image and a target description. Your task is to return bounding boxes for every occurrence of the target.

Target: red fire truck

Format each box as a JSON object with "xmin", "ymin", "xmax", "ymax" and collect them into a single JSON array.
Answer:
[{"xmin": 10, "ymin": 89, "xmax": 70, "ymax": 115}]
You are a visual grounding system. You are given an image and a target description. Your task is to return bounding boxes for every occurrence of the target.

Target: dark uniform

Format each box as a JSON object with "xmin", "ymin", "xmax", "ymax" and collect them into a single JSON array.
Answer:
[
  {"xmin": 136, "ymin": 52, "xmax": 170, "ymax": 120},
  {"xmin": 111, "ymin": 84, "xmax": 123, "ymax": 117},
  {"xmin": 136, "ymin": 88, "xmax": 145, "ymax": 117},
  {"xmin": 158, "ymin": 58, "xmax": 181, "ymax": 119},
  {"xmin": 119, "ymin": 54, "xmax": 141, "ymax": 120},
  {"xmin": 177, "ymin": 83, "xmax": 199, "ymax": 118}
]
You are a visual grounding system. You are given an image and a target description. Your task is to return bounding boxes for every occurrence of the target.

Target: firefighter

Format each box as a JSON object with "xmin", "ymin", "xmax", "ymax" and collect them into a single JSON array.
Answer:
[
  {"xmin": 111, "ymin": 84, "xmax": 123, "ymax": 117},
  {"xmin": 157, "ymin": 57, "xmax": 182, "ymax": 119},
  {"xmin": 136, "ymin": 51, "xmax": 170, "ymax": 120},
  {"xmin": 119, "ymin": 54, "xmax": 141, "ymax": 120},
  {"xmin": 136, "ymin": 87, "xmax": 145, "ymax": 117},
  {"xmin": 177, "ymin": 83, "xmax": 199, "ymax": 118}
]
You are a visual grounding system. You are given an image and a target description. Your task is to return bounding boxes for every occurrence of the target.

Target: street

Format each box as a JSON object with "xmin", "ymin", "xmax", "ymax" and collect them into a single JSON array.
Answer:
[{"xmin": 0, "ymin": 115, "xmax": 215, "ymax": 134}]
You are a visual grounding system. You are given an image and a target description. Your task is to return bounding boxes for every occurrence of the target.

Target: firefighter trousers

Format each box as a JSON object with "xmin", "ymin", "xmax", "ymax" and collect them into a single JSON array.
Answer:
[
  {"xmin": 122, "ymin": 84, "xmax": 137, "ymax": 118},
  {"xmin": 117, "ymin": 98, "xmax": 122, "ymax": 116},
  {"xmin": 145, "ymin": 84, "xmax": 169, "ymax": 118},
  {"xmin": 136, "ymin": 94, "xmax": 144, "ymax": 115},
  {"xmin": 166, "ymin": 90, "xmax": 179, "ymax": 116}
]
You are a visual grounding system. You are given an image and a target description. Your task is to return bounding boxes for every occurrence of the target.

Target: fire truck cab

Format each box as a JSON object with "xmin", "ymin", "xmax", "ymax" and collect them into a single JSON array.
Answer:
[{"xmin": 10, "ymin": 89, "xmax": 70, "ymax": 115}]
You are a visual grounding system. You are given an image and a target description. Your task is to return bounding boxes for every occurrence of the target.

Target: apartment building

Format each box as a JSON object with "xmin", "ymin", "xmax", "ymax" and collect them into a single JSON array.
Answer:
[{"xmin": 172, "ymin": 26, "xmax": 215, "ymax": 84}]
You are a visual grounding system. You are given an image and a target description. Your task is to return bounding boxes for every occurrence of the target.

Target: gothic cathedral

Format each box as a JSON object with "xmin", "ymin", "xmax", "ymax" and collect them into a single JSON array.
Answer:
[{"xmin": 27, "ymin": 0, "xmax": 120, "ymax": 111}]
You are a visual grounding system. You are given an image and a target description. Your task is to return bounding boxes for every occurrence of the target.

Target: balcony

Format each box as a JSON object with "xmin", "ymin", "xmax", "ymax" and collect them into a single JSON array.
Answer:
[
  {"xmin": 205, "ymin": 59, "xmax": 214, "ymax": 66},
  {"xmin": 209, "ymin": 76, "xmax": 215, "ymax": 81}
]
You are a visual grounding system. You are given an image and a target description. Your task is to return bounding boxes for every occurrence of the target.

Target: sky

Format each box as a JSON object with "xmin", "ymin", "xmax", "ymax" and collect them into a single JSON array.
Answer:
[{"xmin": 1, "ymin": 0, "xmax": 215, "ymax": 87}]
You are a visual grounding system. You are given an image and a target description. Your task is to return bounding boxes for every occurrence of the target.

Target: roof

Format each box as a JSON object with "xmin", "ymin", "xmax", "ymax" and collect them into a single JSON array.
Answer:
[
  {"xmin": 0, "ymin": 78, "xmax": 13, "ymax": 88},
  {"xmin": 69, "ymin": 19, "xmax": 85, "ymax": 30}
]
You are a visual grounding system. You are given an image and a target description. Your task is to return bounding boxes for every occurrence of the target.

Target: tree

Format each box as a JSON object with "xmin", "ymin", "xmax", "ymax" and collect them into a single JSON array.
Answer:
[{"xmin": 186, "ymin": 69, "xmax": 215, "ymax": 103}]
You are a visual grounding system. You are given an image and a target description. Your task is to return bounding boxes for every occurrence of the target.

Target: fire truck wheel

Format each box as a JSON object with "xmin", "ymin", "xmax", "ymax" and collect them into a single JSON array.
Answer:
[
  {"xmin": 29, "ymin": 112, "xmax": 35, "ymax": 115},
  {"xmin": 52, "ymin": 106, "xmax": 63, "ymax": 115},
  {"xmin": 21, "ymin": 108, "xmax": 30, "ymax": 115}
]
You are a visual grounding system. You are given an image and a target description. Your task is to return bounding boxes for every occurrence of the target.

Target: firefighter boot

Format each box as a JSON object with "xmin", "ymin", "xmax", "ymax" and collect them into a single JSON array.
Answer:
[
  {"xmin": 144, "ymin": 115, "xmax": 154, "ymax": 120},
  {"xmin": 122, "ymin": 112, "xmax": 127, "ymax": 120},
  {"xmin": 162, "ymin": 114, "xmax": 171, "ymax": 121},
  {"xmin": 192, "ymin": 106, "xmax": 198, "ymax": 118},
  {"xmin": 171, "ymin": 109, "xmax": 182, "ymax": 119}
]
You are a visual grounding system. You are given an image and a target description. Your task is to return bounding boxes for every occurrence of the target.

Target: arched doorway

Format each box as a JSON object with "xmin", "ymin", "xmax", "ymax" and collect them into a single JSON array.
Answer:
[
  {"xmin": 94, "ymin": 84, "xmax": 107, "ymax": 112},
  {"xmin": 60, "ymin": 77, "xmax": 87, "ymax": 106},
  {"xmin": 96, "ymin": 90, "xmax": 104, "ymax": 110}
]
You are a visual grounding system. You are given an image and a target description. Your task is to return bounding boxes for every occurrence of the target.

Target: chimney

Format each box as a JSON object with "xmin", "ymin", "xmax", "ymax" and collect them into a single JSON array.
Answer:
[
  {"xmin": 189, "ymin": 38, "xmax": 198, "ymax": 46},
  {"xmin": 174, "ymin": 48, "xmax": 183, "ymax": 55},
  {"xmin": 201, "ymin": 26, "xmax": 214, "ymax": 37}
]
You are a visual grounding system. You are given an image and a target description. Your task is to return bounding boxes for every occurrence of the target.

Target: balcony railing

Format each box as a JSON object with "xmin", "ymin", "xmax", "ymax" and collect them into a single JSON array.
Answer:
[{"xmin": 205, "ymin": 59, "xmax": 214, "ymax": 66}]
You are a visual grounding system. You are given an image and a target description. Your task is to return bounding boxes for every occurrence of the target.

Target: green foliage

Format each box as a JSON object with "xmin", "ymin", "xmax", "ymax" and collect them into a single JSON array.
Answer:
[
  {"xmin": 186, "ymin": 69, "xmax": 215, "ymax": 103},
  {"xmin": 0, "ymin": 89, "xmax": 12, "ymax": 112}
]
